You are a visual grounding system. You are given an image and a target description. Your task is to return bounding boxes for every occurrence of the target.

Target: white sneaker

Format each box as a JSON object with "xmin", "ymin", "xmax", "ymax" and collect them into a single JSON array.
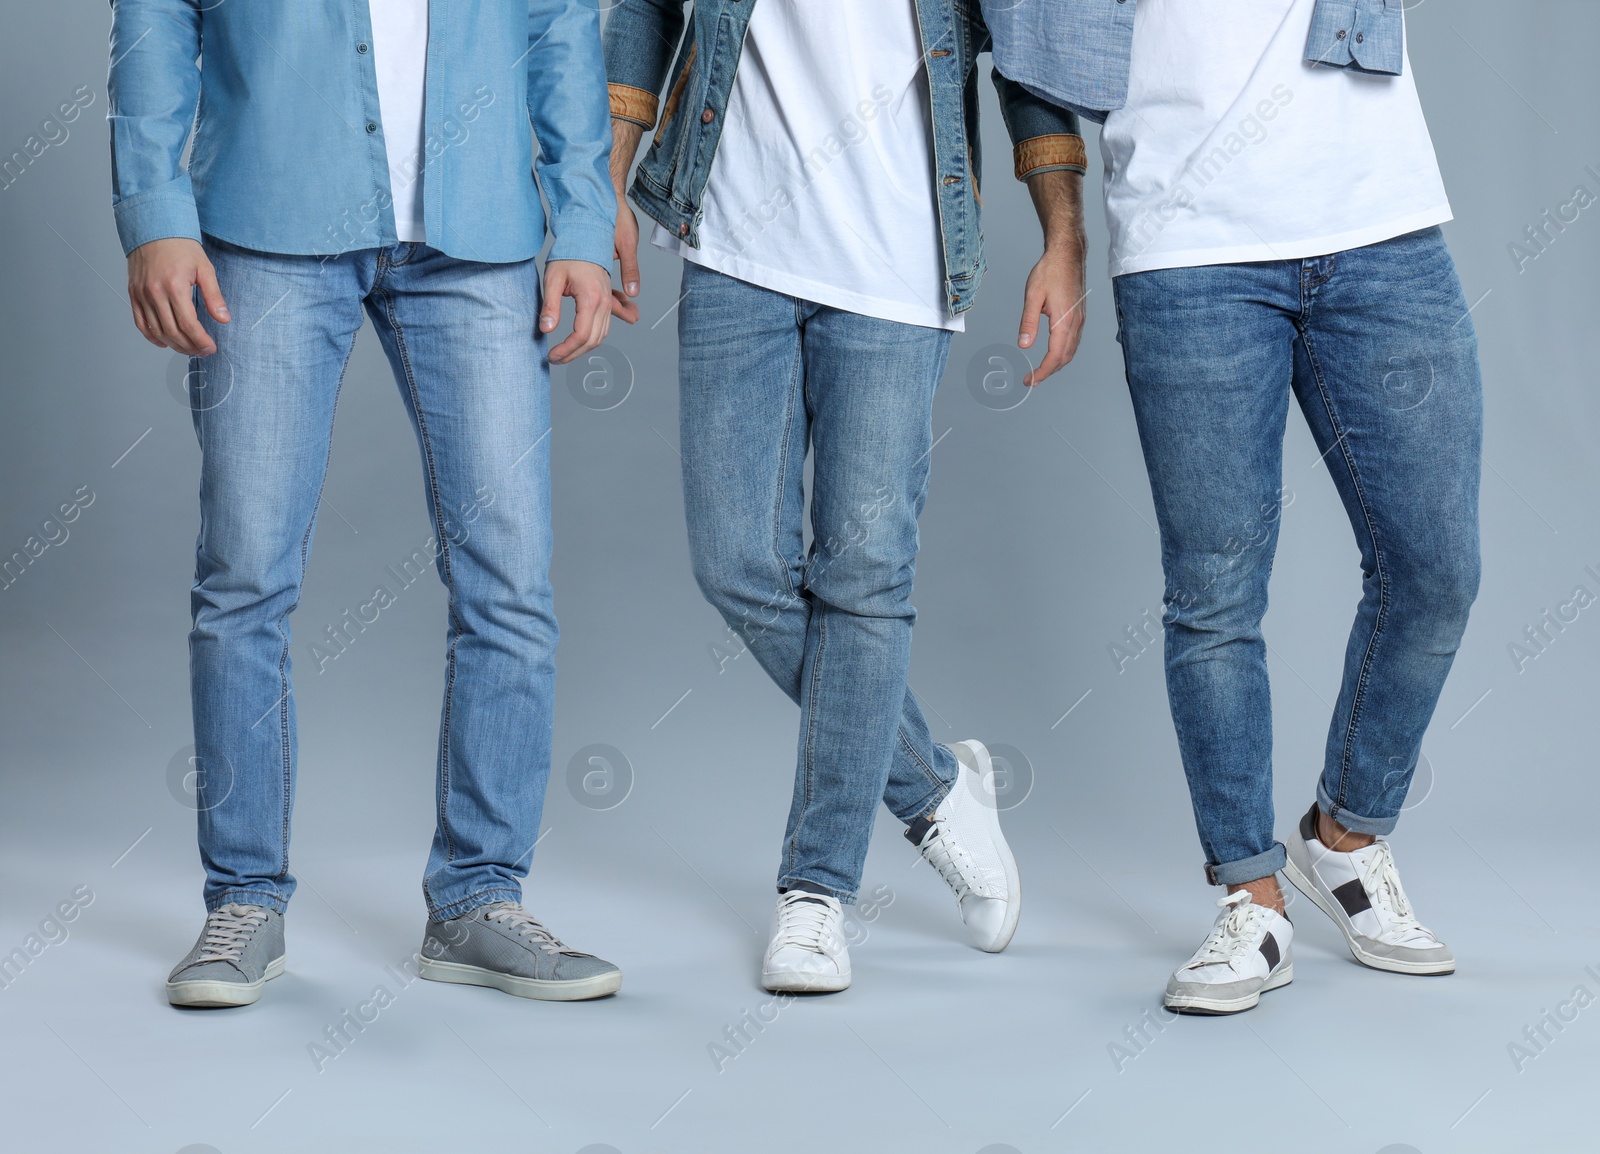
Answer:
[
  {"xmin": 761, "ymin": 891, "xmax": 851, "ymax": 993},
  {"xmin": 904, "ymin": 740, "xmax": 1021, "ymax": 953},
  {"xmin": 1165, "ymin": 891, "xmax": 1294, "ymax": 1015},
  {"xmin": 1283, "ymin": 804, "xmax": 1454, "ymax": 975}
]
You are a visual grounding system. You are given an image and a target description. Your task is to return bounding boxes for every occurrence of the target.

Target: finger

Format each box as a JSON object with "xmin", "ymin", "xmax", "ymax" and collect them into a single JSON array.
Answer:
[
  {"xmin": 1017, "ymin": 283, "xmax": 1045, "ymax": 352},
  {"xmin": 170, "ymin": 281, "xmax": 218, "ymax": 356},
  {"xmin": 617, "ymin": 238, "xmax": 640, "ymax": 299},
  {"xmin": 128, "ymin": 293, "xmax": 165, "ymax": 348},
  {"xmin": 554, "ymin": 288, "xmax": 604, "ymax": 363},
  {"xmin": 1025, "ymin": 299, "xmax": 1082, "ymax": 386},
  {"xmin": 150, "ymin": 293, "xmax": 198, "ymax": 356},
  {"xmin": 197, "ymin": 259, "xmax": 231, "ymax": 324},
  {"xmin": 548, "ymin": 294, "xmax": 592, "ymax": 364},
  {"xmin": 609, "ymin": 289, "xmax": 641, "ymax": 324},
  {"xmin": 540, "ymin": 267, "xmax": 567, "ymax": 335}
]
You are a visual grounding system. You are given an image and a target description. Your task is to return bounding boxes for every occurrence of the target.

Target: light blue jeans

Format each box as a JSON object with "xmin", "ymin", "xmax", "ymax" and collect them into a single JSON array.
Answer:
[
  {"xmin": 190, "ymin": 237, "xmax": 557, "ymax": 921},
  {"xmin": 677, "ymin": 263, "xmax": 960, "ymax": 903},
  {"xmin": 1114, "ymin": 227, "xmax": 1483, "ymax": 886}
]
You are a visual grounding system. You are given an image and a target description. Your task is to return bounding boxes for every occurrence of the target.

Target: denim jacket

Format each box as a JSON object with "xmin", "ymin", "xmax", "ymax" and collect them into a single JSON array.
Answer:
[
  {"xmin": 982, "ymin": 0, "xmax": 1405, "ymax": 124},
  {"xmin": 602, "ymin": 0, "xmax": 1087, "ymax": 316}
]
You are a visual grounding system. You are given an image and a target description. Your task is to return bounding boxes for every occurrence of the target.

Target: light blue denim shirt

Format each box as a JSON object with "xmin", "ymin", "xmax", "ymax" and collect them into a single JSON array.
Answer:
[
  {"xmin": 982, "ymin": 0, "xmax": 1404, "ymax": 122},
  {"xmin": 107, "ymin": 1, "xmax": 616, "ymax": 265}
]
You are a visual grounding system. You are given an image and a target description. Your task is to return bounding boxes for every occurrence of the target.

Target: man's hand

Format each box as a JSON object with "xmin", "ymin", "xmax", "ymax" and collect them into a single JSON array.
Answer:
[
  {"xmin": 609, "ymin": 116, "xmax": 647, "ymax": 324},
  {"xmin": 1018, "ymin": 169, "xmax": 1088, "ymax": 387},
  {"xmin": 542, "ymin": 259, "xmax": 613, "ymax": 364},
  {"xmin": 126, "ymin": 237, "xmax": 229, "ymax": 357}
]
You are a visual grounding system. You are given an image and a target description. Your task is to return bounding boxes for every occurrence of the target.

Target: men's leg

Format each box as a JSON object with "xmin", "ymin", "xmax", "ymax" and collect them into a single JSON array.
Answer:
[
  {"xmin": 1291, "ymin": 227, "xmax": 1483, "ymax": 833},
  {"xmin": 190, "ymin": 239, "xmax": 370, "ymax": 913},
  {"xmin": 677, "ymin": 263, "xmax": 957, "ymax": 837},
  {"xmin": 362, "ymin": 245, "xmax": 557, "ymax": 921},
  {"xmin": 1114, "ymin": 261, "xmax": 1303, "ymax": 891},
  {"xmin": 775, "ymin": 305, "xmax": 953, "ymax": 902},
  {"xmin": 1117, "ymin": 262, "xmax": 1307, "ymax": 1015}
]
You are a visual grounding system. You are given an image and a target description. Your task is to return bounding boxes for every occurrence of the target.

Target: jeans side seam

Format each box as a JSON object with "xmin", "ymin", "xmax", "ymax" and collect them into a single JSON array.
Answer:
[
  {"xmin": 380, "ymin": 289, "xmax": 464, "ymax": 893},
  {"xmin": 1297, "ymin": 326, "xmax": 1390, "ymax": 820}
]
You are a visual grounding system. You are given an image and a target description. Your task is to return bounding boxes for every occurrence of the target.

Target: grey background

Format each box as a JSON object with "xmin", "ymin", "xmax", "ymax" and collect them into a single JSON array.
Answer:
[{"xmin": 2, "ymin": 2, "xmax": 1597, "ymax": 1152}]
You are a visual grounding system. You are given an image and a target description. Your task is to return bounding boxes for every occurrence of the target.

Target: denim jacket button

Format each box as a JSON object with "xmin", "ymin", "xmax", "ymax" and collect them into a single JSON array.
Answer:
[
  {"xmin": 678, "ymin": 222, "xmax": 689, "ymax": 237},
  {"xmin": 701, "ymin": 107, "xmax": 715, "ymax": 123}
]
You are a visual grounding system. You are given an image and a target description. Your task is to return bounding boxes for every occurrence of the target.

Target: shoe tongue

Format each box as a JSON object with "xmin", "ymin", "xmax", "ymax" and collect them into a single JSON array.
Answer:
[{"xmin": 903, "ymin": 813, "xmax": 936, "ymax": 847}]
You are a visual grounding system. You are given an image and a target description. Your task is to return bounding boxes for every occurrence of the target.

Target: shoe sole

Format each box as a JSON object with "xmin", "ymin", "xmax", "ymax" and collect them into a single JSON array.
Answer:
[
  {"xmin": 1281, "ymin": 853, "xmax": 1455, "ymax": 976},
  {"xmin": 952, "ymin": 739, "xmax": 1023, "ymax": 953},
  {"xmin": 417, "ymin": 957, "xmax": 622, "ymax": 1001},
  {"xmin": 760, "ymin": 969, "xmax": 851, "ymax": 994},
  {"xmin": 1165, "ymin": 963, "xmax": 1293, "ymax": 1015},
  {"xmin": 167, "ymin": 954, "xmax": 285, "ymax": 1008}
]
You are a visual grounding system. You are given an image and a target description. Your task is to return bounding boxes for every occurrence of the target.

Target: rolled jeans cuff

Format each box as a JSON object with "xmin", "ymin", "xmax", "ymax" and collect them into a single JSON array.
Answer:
[
  {"xmin": 1204, "ymin": 842, "xmax": 1286, "ymax": 886},
  {"xmin": 208, "ymin": 889, "xmax": 289, "ymax": 915},
  {"xmin": 1316, "ymin": 783, "xmax": 1400, "ymax": 837},
  {"xmin": 778, "ymin": 876, "xmax": 857, "ymax": 906}
]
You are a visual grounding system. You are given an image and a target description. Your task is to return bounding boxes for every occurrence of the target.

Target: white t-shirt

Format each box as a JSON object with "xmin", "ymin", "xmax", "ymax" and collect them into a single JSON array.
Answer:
[
  {"xmin": 369, "ymin": 0, "xmax": 429, "ymax": 244},
  {"xmin": 652, "ymin": 0, "xmax": 960, "ymax": 331},
  {"xmin": 1100, "ymin": 0, "xmax": 1452, "ymax": 277}
]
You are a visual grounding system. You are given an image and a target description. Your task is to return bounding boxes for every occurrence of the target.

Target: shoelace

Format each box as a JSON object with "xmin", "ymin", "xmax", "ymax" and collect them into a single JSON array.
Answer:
[
  {"xmin": 1358, "ymin": 841, "xmax": 1436, "ymax": 944},
  {"xmin": 918, "ymin": 821, "xmax": 990, "ymax": 901},
  {"xmin": 1187, "ymin": 891, "xmax": 1267, "ymax": 969},
  {"xmin": 771, "ymin": 894, "xmax": 840, "ymax": 954},
  {"xmin": 194, "ymin": 903, "xmax": 269, "ymax": 965},
  {"xmin": 482, "ymin": 903, "xmax": 577, "ymax": 956}
]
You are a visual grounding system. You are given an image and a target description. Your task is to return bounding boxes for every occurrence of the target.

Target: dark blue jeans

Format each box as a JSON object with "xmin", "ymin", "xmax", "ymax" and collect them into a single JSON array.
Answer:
[{"xmin": 1114, "ymin": 227, "xmax": 1483, "ymax": 886}]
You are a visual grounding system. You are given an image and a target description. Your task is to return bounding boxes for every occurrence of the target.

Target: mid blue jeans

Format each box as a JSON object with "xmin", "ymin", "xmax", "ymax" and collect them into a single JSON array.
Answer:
[
  {"xmin": 1114, "ymin": 227, "xmax": 1483, "ymax": 886},
  {"xmin": 190, "ymin": 237, "xmax": 557, "ymax": 920},
  {"xmin": 677, "ymin": 262, "xmax": 960, "ymax": 904}
]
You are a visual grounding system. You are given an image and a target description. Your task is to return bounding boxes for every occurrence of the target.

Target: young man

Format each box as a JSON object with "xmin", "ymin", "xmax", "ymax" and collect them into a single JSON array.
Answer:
[
  {"xmin": 110, "ymin": 0, "xmax": 626, "ymax": 1006},
  {"xmin": 603, "ymin": 0, "xmax": 1091, "ymax": 992},
  {"xmin": 992, "ymin": 0, "xmax": 1481, "ymax": 1013}
]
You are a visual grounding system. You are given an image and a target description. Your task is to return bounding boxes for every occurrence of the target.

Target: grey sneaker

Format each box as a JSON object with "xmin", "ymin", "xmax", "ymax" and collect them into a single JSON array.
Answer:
[
  {"xmin": 418, "ymin": 902, "xmax": 621, "ymax": 1001},
  {"xmin": 167, "ymin": 903, "xmax": 285, "ymax": 1008}
]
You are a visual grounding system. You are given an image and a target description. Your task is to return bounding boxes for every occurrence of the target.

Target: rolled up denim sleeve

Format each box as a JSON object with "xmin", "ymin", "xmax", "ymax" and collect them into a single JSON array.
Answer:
[
  {"xmin": 528, "ymin": 0, "xmax": 618, "ymax": 268},
  {"xmin": 993, "ymin": 70, "xmax": 1087, "ymax": 182},
  {"xmin": 107, "ymin": 0, "xmax": 204, "ymax": 255},
  {"xmin": 601, "ymin": 0, "xmax": 688, "ymax": 129}
]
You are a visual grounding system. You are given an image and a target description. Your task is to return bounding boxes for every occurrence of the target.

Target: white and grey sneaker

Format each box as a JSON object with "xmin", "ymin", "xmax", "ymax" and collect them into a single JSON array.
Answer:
[
  {"xmin": 761, "ymin": 891, "xmax": 851, "ymax": 993},
  {"xmin": 167, "ymin": 903, "xmax": 286, "ymax": 1008},
  {"xmin": 1283, "ymin": 804, "xmax": 1454, "ymax": 975},
  {"xmin": 419, "ymin": 902, "xmax": 622, "ymax": 1001},
  {"xmin": 904, "ymin": 740, "xmax": 1022, "ymax": 953},
  {"xmin": 1165, "ymin": 891, "xmax": 1293, "ymax": 1015}
]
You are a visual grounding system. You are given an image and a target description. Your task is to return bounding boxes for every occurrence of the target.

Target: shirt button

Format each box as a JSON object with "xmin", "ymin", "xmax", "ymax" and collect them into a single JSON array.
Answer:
[
  {"xmin": 701, "ymin": 108, "xmax": 715, "ymax": 124},
  {"xmin": 357, "ymin": 42, "xmax": 369, "ymax": 54},
  {"xmin": 1337, "ymin": 29, "xmax": 1347, "ymax": 39},
  {"xmin": 1355, "ymin": 32, "xmax": 1365, "ymax": 43},
  {"xmin": 366, "ymin": 122, "xmax": 378, "ymax": 134}
]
